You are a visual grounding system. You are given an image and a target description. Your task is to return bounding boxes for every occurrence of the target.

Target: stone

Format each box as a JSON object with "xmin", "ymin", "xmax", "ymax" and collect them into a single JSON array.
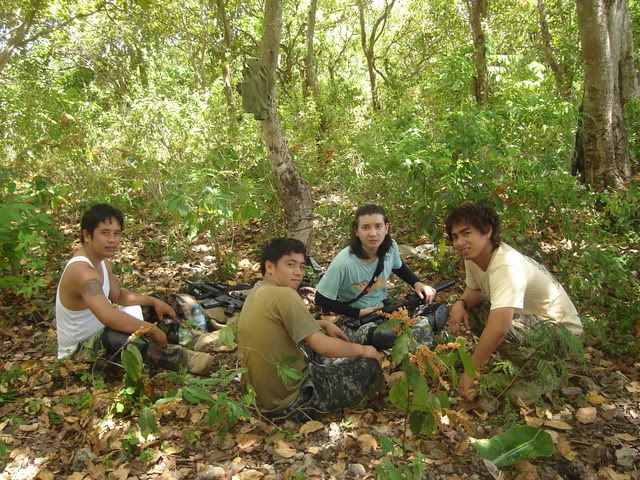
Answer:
[
  {"xmin": 615, "ymin": 447, "xmax": 638, "ymax": 470},
  {"xmin": 347, "ymin": 463, "xmax": 366, "ymax": 477},
  {"xmin": 70, "ymin": 448, "xmax": 97, "ymax": 471},
  {"xmin": 197, "ymin": 466, "xmax": 226, "ymax": 479}
]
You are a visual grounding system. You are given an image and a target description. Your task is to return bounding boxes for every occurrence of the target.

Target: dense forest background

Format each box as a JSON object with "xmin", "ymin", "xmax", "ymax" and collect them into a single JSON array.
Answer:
[
  {"xmin": 2, "ymin": 0, "xmax": 638, "ymax": 353},
  {"xmin": 2, "ymin": 0, "xmax": 640, "ymax": 477}
]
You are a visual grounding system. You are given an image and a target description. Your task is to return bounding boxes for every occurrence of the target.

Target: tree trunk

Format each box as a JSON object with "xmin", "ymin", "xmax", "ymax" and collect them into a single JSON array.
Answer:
[
  {"xmin": 358, "ymin": 0, "xmax": 379, "ymax": 111},
  {"xmin": 467, "ymin": 0, "xmax": 489, "ymax": 104},
  {"xmin": 260, "ymin": 0, "xmax": 314, "ymax": 247},
  {"xmin": 357, "ymin": 0, "xmax": 395, "ymax": 112},
  {"xmin": 215, "ymin": 0, "xmax": 237, "ymax": 123},
  {"xmin": 537, "ymin": 0, "xmax": 570, "ymax": 98},
  {"xmin": 0, "ymin": 0, "xmax": 42, "ymax": 74},
  {"xmin": 574, "ymin": 0, "xmax": 637, "ymax": 189},
  {"xmin": 304, "ymin": 0, "xmax": 320, "ymax": 101}
]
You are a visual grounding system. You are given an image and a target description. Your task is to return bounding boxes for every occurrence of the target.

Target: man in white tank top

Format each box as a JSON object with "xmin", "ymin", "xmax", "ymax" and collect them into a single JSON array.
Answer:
[
  {"xmin": 55, "ymin": 204, "xmax": 215, "ymax": 375},
  {"xmin": 444, "ymin": 202, "xmax": 583, "ymax": 401}
]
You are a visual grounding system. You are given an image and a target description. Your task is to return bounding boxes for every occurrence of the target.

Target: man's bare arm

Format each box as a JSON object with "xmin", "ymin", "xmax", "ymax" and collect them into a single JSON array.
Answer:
[
  {"xmin": 79, "ymin": 273, "xmax": 167, "ymax": 346},
  {"xmin": 106, "ymin": 262, "xmax": 176, "ymax": 321},
  {"xmin": 471, "ymin": 307, "xmax": 514, "ymax": 369},
  {"xmin": 305, "ymin": 331, "xmax": 383, "ymax": 363}
]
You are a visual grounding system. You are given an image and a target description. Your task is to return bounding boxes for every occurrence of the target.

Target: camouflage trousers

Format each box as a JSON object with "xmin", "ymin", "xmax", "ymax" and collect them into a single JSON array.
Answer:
[
  {"xmin": 268, "ymin": 346, "xmax": 383, "ymax": 421},
  {"xmin": 339, "ymin": 303, "xmax": 450, "ymax": 349},
  {"xmin": 468, "ymin": 303, "xmax": 562, "ymax": 365},
  {"xmin": 73, "ymin": 323, "xmax": 216, "ymax": 375}
]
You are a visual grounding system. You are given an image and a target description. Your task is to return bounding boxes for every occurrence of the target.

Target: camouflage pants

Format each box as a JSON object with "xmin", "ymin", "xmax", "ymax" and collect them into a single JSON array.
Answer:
[
  {"xmin": 468, "ymin": 303, "xmax": 578, "ymax": 365},
  {"xmin": 339, "ymin": 303, "xmax": 450, "ymax": 349},
  {"xmin": 73, "ymin": 324, "xmax": 215, "ymax": 374},
  {"xmin": 268, "ymin": 346, "xmax": 383, "ymax": 420}
]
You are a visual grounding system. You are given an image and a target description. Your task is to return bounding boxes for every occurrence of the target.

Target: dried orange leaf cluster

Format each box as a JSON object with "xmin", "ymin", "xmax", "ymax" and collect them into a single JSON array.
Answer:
[
  {"xmin": 435, "ymin": 341, "xmax": 462, "ymax": 352},
  {"xmin": 131, "ymin": 324, "xmax": 155, "ymax": 338},
  {"xmin": 383, "ymin": 307, "xmax": 417, "ymax": 325}
]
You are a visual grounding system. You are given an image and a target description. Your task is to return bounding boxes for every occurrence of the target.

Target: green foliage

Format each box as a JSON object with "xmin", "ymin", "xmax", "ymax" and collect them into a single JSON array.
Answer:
[
  {"xmin": 472, "ymin": 426, "xmax": 554, "ymax": 468},
  {"xmin": 0, "ymin": 440, "xmax": 7, "ymax": 471},
  {"xmin": 382, "ymin": 311, "xmax": 473, "ymax": 439},
  {"xmin": 275, "ymin": 355, "xmax": 304, "ymax": 384},
  {"xmin": 112, "ymin": 344, "xmax": 147, "ymax": 416},
  {"xmin": 0, "ymin": 366, "xmax": 26, "ymax": 404},
  {"xmin": 218, "ymin": 324, "xmax": 237, "ymax": 350},
  {"xmin": 139, "ymin": 407, "xmax": 158, "ymax": 439},
  {"xmin": 376, "ymin": 436, "xmax": 426, "ymax": 480},
  {"xmin": 0, "ymin": 179, "xmax": 55, "ymax": 299}
]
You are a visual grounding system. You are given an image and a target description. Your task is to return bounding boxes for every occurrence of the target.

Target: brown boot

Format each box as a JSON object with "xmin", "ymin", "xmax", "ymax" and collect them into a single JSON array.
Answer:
[{"xmin": 183, "ymin": 348, "xmax": 216, "ymax": 376}]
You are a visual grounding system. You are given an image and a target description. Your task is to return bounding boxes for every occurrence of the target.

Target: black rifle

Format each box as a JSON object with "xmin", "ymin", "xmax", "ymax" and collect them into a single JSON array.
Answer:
[
  {"xmin": 201, "ymin": 294, "xmax": 245, "ymax": 317},
  {"xmin": 184, "ymin": 280, "xmax": 252, "ymax": 317}
]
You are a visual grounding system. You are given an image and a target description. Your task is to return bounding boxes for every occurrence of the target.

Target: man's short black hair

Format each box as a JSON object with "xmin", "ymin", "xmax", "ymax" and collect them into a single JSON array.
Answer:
[
  {"xmin": 80, "ymin": 204, "xmax": 124, "ymax": 243},
  {"xmin": 444, "ymin": 201, "xmax": 501, "ymax": 248},
  {"xmin": 349, "ymin": 203, "xmax": 392, "ymax": 259},
  {"xmin": 260, "ymin": 237, "xmax": 307, "ymax": 275}
]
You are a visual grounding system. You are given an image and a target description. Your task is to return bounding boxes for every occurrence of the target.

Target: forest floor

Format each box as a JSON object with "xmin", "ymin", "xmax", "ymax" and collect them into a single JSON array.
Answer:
[{"xmin": 1, "ymin": 221, "xmax": 639, "ymax": 480}]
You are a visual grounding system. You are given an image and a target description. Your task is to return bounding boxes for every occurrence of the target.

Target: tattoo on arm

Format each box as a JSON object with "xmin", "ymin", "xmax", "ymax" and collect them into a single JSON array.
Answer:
[{"xmin": 83, "ymin": 279, "xmax": 104, "ymax": 296}]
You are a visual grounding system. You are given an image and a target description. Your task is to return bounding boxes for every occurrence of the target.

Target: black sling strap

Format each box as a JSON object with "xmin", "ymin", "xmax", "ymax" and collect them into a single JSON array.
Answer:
[{"xmin": 345, "ymin": 257, "xmax": 384, "ymax": 305}]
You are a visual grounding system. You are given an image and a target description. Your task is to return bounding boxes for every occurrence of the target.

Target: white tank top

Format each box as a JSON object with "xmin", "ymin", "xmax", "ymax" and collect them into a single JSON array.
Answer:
[{"xmin": 55, "ymin": 256, "xmax": 111, "ymax": 359}]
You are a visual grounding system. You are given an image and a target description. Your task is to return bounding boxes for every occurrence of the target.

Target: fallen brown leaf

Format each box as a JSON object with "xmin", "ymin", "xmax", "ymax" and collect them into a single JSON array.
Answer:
[
  {"xmin": 587, "ymin": 393, "xmax": 607, "ymax": 405},
  {"xmin": 299, "ymin": 420, "xmax": 324, "ymax": 436},
  {"xmin": 598, "ymin": 466, "xmax": 631, "ymax": 480},
  {"xmin": 543, "ymin": 420, "xmax": 572, "ymax": 431},
  {"xmin": 18, "ymin": 423, "xmax": 40, "ymax": 432},
  {"xmin": 274, "ymin": 440, "xmax": 297, "ymax": 459}
]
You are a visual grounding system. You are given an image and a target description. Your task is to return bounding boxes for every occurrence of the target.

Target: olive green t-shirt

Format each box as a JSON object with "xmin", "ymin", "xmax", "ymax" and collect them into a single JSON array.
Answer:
[{"xmin": 237, "ymin": 281, "xmax": 320, "ymax": 412}]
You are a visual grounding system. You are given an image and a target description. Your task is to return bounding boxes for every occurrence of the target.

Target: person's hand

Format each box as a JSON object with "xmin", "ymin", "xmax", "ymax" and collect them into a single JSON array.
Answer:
[
  {"xmin": 149, "ymin": 324, "xmax": 168, "ymax": 347},
  {"xmin": 323, "ymin": 322, "xmax": 349, "ymax": 341},
  {"xmin": 153, "ymin": 299, "xmax": 177, "ymax": 322},
  {"xmin": 449, "ymin": 300, "xmax": 470, "ymax": 336},
  {"xmin": 359, "ymin": 304, "xmax": 384, "ymax": 317},
  {"xmin": 458, "ymin": 373, "xmax": 476, "ymax": 400},
  {"xmin": 361, "ymin": 345, "xmax": 385, "ymax": 365},
  {"xmin": 414, "ymin": 282, "xmax": 436, "ymax": 303}
]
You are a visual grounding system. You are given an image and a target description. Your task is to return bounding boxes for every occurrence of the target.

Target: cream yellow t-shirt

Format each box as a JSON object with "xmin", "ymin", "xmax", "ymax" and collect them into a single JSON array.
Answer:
[
  {"xmin": 465, "ymin": 243, "xmax": 583, "ymax": 335},
  {"xmin": 237, "ymin": 281, "xmax": 320, "ymax": 412}
]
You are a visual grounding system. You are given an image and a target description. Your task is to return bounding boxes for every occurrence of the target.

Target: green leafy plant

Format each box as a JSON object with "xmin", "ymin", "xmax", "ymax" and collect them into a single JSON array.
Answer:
[
  {"xmin": 0, "ymin": 179, "xmax": 54, "ymax": 299},
  {"xmin": 471, "ymin": 425, "xmax": 554, "ymax": 468},
  {"xmin": 111, "ymin": 343, "xmax": 148, "ymax": 416},
  {"xmin": 376, "ymin": 436, "xmax": 426, "ymax": 480},
  {"xmin": 0, "ymin": 366, "xmax": 26, "ymax": 404},
  {"xmin": 378, "ymin": 308, "xmax": 475, "ymax": 437},
  {"xmin": 0, "ymin": 440, "xmax": 8, "ymax": 471},
  {"xmin": 275, "ymin": 355, "xmax": 304, "ymax": 384}
]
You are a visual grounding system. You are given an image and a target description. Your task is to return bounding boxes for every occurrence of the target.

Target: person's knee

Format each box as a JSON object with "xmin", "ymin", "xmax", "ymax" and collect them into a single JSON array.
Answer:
[{"xmin": 101, "ymin": 329, "xmax": 149, "ymax": 356}]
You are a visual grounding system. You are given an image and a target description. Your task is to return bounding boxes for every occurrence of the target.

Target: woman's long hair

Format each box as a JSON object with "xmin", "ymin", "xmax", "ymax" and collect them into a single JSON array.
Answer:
[{"xmin": 349, "ymin": 204, "xmax": 392, "ymax": 259}]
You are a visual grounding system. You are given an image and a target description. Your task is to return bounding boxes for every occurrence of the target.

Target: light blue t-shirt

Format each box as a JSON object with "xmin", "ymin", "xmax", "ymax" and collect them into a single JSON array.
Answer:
[{"xmin": 316, "ymin": 240, "xmax": 403, "ymax": 309}]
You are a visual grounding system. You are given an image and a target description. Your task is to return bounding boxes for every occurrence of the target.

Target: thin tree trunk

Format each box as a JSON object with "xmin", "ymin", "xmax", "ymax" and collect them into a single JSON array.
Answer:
[
  {"xmin": 537, "ymin": 0, "xmax": 570, "ymax": 98},
  {"xmin": 304, "ymin": 0, "xmax": 320, "ymax": 101},
  {"xmin": 575, "ymin": 0, "xmax": 636, "ymax": 189},
  {"xmin": 260, "ymin": 0, "xmax": 314, "ymax": 246},
  {"xmin": 215, "ymin": 0, "xmax": 237, "ymax": 123},
  {"xmin": 357, "ymin": 0, "xmax": 396, "ymax": 112},
  {"xmin": 467, "ymin": 0, "xmax": 489, "ymax": 104}
]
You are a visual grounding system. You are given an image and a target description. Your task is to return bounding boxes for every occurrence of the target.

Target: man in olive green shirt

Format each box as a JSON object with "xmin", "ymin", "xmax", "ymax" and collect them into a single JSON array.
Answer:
[{"xmin": 238, "ymin": 238, "xmax": 383, "ymax": 417}]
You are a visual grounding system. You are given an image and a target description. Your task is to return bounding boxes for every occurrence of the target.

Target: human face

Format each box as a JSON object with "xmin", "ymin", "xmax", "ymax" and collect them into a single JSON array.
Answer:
[
  {"xmin": 83, "ymin": 218, "xmax": 122, "ymax": 258},
  {"xmin": 265, "ymin": 252, "xmax": 306, "ymax": 289},
  {"xmin": 355, "ymin": 214, "xmax": 389, "ymax": 256},
  {"xmin": 449, "ymin": 222, "xmax": 493, "ymax": 268}
]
